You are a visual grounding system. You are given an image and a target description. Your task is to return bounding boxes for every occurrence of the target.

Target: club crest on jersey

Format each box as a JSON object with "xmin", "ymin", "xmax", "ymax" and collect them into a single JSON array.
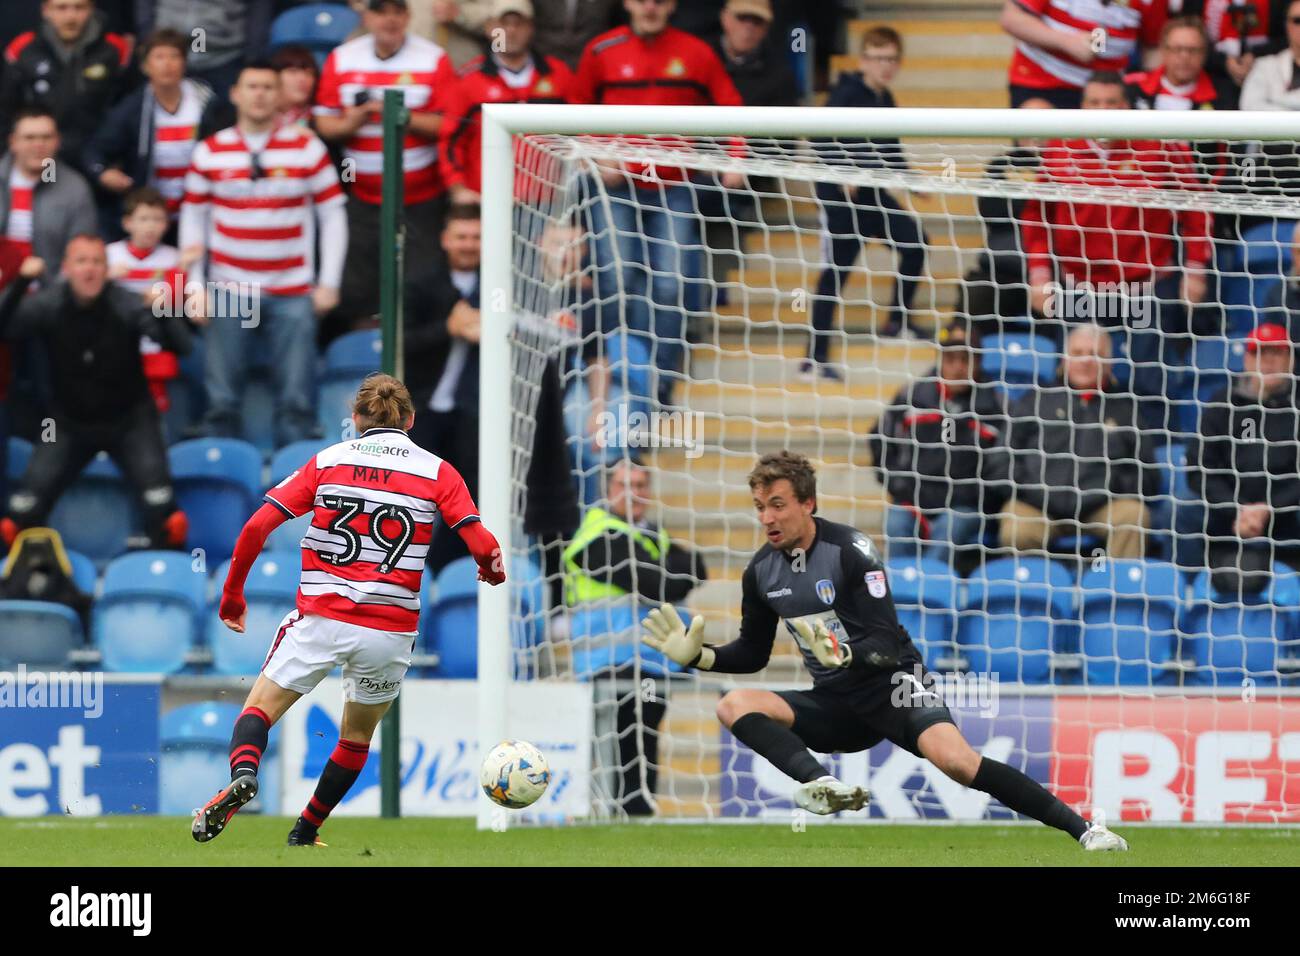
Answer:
[
  {"xmin": 815, "ymin": 579, "xmax": 835, "ymax": 604},
  {"xmin": 865, "ymin": 570, "xmax": 888, "ymax": 599}
]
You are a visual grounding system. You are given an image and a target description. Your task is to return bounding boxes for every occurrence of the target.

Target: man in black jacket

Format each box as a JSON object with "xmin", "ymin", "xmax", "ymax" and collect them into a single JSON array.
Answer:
[
  {"xmin": 873, "ymin": 321, "xmax": 1009, "ymax": 565},
  {"xmin": 809, "ymin": 25, "xmax": 928, "ymax": 359},
  {"xmin": 1187, "ymin": 322, "xmax": 1300, "ymax": 586},
  {"xmin": 408, "ymin": 204, "xmax": 482, "ymax": 574},
  {"xmin": 0, "ymin": 0, "xmax": 131, "ymax": 175},
  {"xmin": 0, "ymin": 234, "xmax": 192, "ymax": 550},
  {"xmin": 563, "ymin": 459, "xmax": 708, "ymax": 815},
  {"xmin": 994, "ymin": 323, "xmax": 1157, "ymax": 558}
]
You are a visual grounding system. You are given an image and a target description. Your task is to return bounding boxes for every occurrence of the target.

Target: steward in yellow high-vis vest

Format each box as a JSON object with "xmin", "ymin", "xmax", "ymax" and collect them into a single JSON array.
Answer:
[{"xmin": 562, "ymin": 506, "xmax": 707, "ymax": 606}]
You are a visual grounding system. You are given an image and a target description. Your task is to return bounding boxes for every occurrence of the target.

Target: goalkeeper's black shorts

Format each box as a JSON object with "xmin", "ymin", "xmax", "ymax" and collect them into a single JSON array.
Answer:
[{"xmin": 776, "ymin": 666, "xmax": 955, "ymax": 758}]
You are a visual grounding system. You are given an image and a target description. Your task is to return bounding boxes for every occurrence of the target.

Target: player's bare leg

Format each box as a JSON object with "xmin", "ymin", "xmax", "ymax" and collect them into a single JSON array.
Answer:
[
  {"xmin": 193, "ymin": 675, "xmax": 301, "ymax": 843},
  {"xmin": 287, "ymin": 697, "xmax": 392, "ymax": 847},
  {"xmin": 916, "ymin": 722, "xmax": 1127, "ymax": 850},
  {"xmin": 716, "ymin": 689, "xmax": 869, "ymax": 815}
]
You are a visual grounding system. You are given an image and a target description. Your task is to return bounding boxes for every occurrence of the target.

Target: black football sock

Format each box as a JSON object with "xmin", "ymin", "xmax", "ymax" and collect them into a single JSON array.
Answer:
[
  {"xmin": 730, "ymin": 712, "xmax": 827, "ymax": 784},
  {"xmin": 971, "ymin": 757, "xmax": 1088, "ymax": 840},
  {"xmin": 229, "ymin": 706, "xmax": 270, "ymax": 779},
  {"xmin": 300, "ymin": 739, "xmax": 370, "ymax": 830}
]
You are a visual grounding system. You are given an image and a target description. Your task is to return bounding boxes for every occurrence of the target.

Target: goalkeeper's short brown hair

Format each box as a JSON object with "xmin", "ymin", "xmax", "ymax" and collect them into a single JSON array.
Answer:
[{"xmin": 748, "ymin": 450, "xmax": 817, "ymax": 503}]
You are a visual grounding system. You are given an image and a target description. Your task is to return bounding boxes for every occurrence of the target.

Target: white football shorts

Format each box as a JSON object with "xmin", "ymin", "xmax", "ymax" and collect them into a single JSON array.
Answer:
[{"xmin": 261, "ymin": 609, "xmax": 416, "ymax": 704}]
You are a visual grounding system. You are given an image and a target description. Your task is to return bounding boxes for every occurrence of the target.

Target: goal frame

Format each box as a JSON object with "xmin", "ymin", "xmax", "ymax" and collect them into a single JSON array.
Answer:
[{"xmin": 475, "ymin": 103, "xmax": 1300, "ymax": 829}]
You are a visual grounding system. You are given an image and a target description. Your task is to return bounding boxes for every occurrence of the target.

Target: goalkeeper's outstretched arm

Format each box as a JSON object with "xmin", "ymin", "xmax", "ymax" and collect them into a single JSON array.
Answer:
[{"xmin": 642, "ymin": 563, "xmax": 777, "ymax": 673}]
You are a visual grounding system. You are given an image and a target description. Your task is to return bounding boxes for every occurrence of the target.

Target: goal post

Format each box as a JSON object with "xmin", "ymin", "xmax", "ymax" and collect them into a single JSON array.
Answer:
[{"xmin": 476, "ymin": 104, "xmax": 1300, "ymax": 829}]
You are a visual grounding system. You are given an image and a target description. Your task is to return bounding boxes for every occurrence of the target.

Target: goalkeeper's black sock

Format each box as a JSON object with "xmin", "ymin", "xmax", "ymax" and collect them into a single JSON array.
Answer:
[
  {"xmin": 301, "ymin": 739, "xmax": 370, "ymax": 829},
  {"xmin": 971, "ymin": 757, "xmax": 1088, "ymax": 840},
  {"xmin": 730, "ymin": 712, "xmax": 826, "ymax": 784},
  {"xmin": 229, "ymin": 706, "xmax": 270, "ymax": 779}
]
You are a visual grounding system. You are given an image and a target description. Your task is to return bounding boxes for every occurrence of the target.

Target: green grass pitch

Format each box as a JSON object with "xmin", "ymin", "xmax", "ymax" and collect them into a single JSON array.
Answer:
[{"xmin": 1, "ymin": 817, "xmax": 1295, "ymax": 866}]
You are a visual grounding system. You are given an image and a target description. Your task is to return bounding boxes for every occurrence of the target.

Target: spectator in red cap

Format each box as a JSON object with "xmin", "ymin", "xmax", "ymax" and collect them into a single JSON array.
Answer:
[{"xmin": 1187, "ymin": 321, "xmax": 1300, "ymax": 592}]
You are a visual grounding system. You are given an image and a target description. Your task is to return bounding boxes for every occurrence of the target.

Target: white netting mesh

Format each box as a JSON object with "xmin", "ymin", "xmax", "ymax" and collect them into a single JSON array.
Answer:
[{"xmin": 496, "ymin": 128, "xmax": 1300, "ymax": 823}]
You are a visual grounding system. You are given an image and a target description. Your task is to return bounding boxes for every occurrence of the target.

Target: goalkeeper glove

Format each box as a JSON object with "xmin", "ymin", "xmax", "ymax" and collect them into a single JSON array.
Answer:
[
  {"xmin": 641, "ymin": 603, "xmax": 714, "ymax": 670},
  {"xmin": 791, "ymin": 618, "xmax": 852, "ymax": 669}
]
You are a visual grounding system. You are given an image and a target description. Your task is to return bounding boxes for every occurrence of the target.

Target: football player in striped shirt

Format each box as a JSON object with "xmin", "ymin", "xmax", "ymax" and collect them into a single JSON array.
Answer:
[{"xmin": 192, "ymin": 374, "xmax": 507, "ymax": 847}]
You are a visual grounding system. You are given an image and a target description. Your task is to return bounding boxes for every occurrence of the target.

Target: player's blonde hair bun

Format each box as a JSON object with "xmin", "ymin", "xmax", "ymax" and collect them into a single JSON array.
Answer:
[{"xmin": 353, "ymin": 373, "xmax": 415, "ymax": 431}]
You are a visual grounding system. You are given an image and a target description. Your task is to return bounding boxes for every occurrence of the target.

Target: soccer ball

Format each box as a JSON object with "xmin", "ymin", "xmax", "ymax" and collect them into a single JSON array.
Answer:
[{"xmin": 480, "ymin": 739, "xmax": 551, "ymax": 809}]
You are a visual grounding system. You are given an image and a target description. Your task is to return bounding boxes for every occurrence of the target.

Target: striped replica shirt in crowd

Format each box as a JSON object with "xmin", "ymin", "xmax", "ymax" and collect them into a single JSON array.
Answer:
[
  {"xmin": 1007, "ymin": 0, "xmax": 1166, "ymax": 91},
  {"xmin": 264, "ymin": 427, "xmax": 481, "ymax": 632},
  {"xmin": 106, "ymin": 239, "xmax": 184, "ymax": 409},
  {"xmin": 180, "ymin": 124, "xmax": 347, "ymax": 297},
  {"xmin": 150, "ymin": 79, "xmax": 208, "ymax": 215},
  {"xmin": 314, "ymin": 32, "xmax": 456, "ymax": 205},
  {"xmin": 106, "ymin": 239, "xmax": 181, "ymax": 296},
  {"xmin": 5, "ymin": 167, "xmax": 34, "ymax": 254}
]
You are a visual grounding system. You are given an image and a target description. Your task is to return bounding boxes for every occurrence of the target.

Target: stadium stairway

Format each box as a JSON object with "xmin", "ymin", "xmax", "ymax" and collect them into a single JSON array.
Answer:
[{"xmin": 646, "ymin": 6, "xmax": 1014, "ymax": 809}]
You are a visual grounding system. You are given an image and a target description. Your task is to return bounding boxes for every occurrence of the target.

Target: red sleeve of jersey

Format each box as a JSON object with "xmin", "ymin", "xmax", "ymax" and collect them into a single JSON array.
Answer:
[
  {"xmin": 571, "ymin": 44, "xmax": 599, "ymax": 104},
  {"xmin": 4, "ymin": 32, "xmax": 36, "ymax": 64},
  {"xmin": 1140, "ymin": 1, "xmax": 1168, "ymax": 47},
  {"xmin": 1010, "ymin": 0, "xmax": 1050, "ymax": 15},
  {"xmin": 439, "ymin": 75, "xmax": 472, "ymax": 188},
  {"xmin": 315, "ymin": 50, "xmax": 343, "ymax": 113},
  {"xmin": 105, "ymin": 32, "xmax": 130, "ymax": 67},
  {"xmin": 550, "ymin": 59, "xmax": 577, "ymax": 101},
  {"xmin": 434, "ymin": 459, "xmax": 480, "ymax": 530},
  {"xmin": 422, "ymin": 53, "xmax": 458, "ymax": 114},
  {"xmin": 264, "ymin": 454, "xmax": 320, "ymax": 517},
  {"xmin": 219, "ymin": 503, "xmax": 290, "ymax": 621}
]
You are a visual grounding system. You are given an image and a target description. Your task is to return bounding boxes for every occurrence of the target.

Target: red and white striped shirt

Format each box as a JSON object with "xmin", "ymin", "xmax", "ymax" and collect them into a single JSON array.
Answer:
[
  {"xmin": 150, "ymin": 80, "xmax": 207, "ymax": 215},
  {"xmin": 264, "ymin": 427, "xmax": 480, "ymax": 632},
  {"xmin": 180, "ymin": 124, "xmax": 346, "ymax": 296},
  {"xmin": 1008, "ymin": 0, "xmax": 1166, "ymax": 91},
  {"xmin": 107, "ymin": 239, "xmax": 181, "ymax": 296},
  {"xmin": 314, "ymin": 32, "xmax": 456, "ymax": 205},
  {"xmin": 5, "ymin": 167, "xmax": 35, "ymax": 255}
]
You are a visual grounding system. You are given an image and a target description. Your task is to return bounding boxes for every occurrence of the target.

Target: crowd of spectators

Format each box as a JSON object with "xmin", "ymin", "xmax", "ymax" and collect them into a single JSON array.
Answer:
[{"xmin": 3, "ymin": 0, "xmax": 1300, "ymax": 643}]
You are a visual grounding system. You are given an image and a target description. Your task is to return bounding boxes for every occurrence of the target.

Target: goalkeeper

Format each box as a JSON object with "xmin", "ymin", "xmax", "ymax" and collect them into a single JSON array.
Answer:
[{"xmin": 642, "ymin": 450, "xmax": 1127, "ymax": 850}]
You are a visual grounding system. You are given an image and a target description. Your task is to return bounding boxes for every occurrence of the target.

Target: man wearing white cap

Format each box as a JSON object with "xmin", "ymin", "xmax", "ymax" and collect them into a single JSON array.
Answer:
[{"xmin": 439, "ymin": 0, "xmax": 576, "ymax": 204}]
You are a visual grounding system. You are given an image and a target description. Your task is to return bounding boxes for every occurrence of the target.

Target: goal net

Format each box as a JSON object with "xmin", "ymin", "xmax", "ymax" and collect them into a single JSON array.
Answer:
[{"xmin": 478, "ymin": 105, "xmax": 1300, "ymax": 826}]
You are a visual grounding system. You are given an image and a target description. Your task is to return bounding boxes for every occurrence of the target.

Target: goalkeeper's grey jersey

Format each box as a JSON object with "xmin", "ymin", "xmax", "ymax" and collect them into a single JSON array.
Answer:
[{"xmin": 735, "ymin": 517, "xmax": 919, "ymax": 686}]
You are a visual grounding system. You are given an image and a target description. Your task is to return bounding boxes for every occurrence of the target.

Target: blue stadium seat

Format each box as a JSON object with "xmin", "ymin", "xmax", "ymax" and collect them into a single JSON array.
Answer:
[
  {"xmin": 207, "ymin": 554, "xmax": 300, "ymax": 675},
  {"xmin": 269, "ymin": 3, "xmax": 360, "ymax": 66},
  {"xmin": 170, "ymin": 438, "xmax": 264, "ymax": 563},
  {"xmin": 425, "ymin": 555, "xmax": 549, "ymax": 678},
  {"xmin": 567, "ymin": 602, "xmax": 682, "ymax": 679},
  {"xmin": 64, "ymin": 549, "xmax": 98, "ymax": 595},
  {"xmin": 266, "ymin": 440, "xmax": 328, "ymax": 553},
  {"xmin": 1180, "ymin": 566, "xmax": 1300, "ymax": 687},
  {"xmin": 5, "ymin": 436, "xmax": 32, "ymax": 485},
  {"xmin": 887, "ymin": 557, "xmax": 961, "ymax": 671},
  {"xmin": 1079, "ymin": 560, "xmax": 1182, "ymax": 685},
  {"xmin": 324, "ymin": 329, "xmax": 382, "ymax": 375},
  {"xmin": 94, "ymin": 551, "xmax": 207, "ymax": 673},
  {"xmin": 1219, "ymin": 220, "xmax": 1296, "ymax": 337},
  {"xmin": 317, "ymin": 330, "xmax": 381, "ymax": 440},
  {"xmin": 47, "ymin": 452, "xmax": 141, "ymax": 566},
  {"xmin": 0, "ymin": 601, "xmax": 83, "ymax": 667},
  {"xmin": 959, "ymin": 556, "xmax": 1076, "ymax": 683},
  {"xmin": 981, "ymin": 333, "xmax": 1057, "ymax": 404},
  {"xmin": 160, "ymin": 702, "xmax": 280, "ymax": 816},
  {"xmin": 240, "ymin": 368, "xmax": 277, "ymax": 456},
  {"xmin": 428, "ymin": 558, "xmax": 480, "ymax": 678}
]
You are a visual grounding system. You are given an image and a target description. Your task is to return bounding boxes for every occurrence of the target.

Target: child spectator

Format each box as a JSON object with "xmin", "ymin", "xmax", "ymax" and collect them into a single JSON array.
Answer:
[
  {"xmin": 106, "ymin": 187, "xmax": 187, "ymax": 413},
  {"xmin": 810, "ymin": 25, "xmax": 928, "ymax": 361}
]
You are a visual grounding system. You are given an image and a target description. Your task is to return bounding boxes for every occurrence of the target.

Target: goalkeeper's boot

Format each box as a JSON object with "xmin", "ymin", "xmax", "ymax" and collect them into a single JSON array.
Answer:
[
  {"xmin": 286, "ymin": 817, "xmax": 328, "ymax": 847},
  {"xmin": 1080, "ymin": 822, "xmax": 1129, "ymax": 851},
  {"xmin": 191, "ymin": 773, "xmax": 258, "ymax": 843},
  {"xmin": 793, "ymin": 775, "xmax": 871, "ymax": 815}
]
